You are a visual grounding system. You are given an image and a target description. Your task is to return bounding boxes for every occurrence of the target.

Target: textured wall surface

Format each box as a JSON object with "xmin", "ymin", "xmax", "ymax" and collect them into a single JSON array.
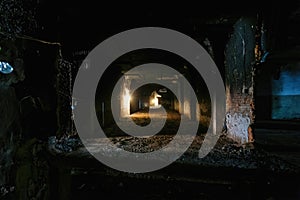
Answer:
[
  {"xmin": 256, "ymin": 62, "xmax": 300, "ymax": 120},
  {"xmin": 224, "ymin": 17, "xmax": 257, "ymax": 143},
  {"xmin": 272, "ymin": 65, "xmax": 300, "ymax": 119}
]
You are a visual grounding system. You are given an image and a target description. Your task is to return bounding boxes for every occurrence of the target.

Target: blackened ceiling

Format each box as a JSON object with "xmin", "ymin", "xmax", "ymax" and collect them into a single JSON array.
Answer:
[{"xmin": 33, "ymin": 0, "xmax": 300, "ymax": 56}]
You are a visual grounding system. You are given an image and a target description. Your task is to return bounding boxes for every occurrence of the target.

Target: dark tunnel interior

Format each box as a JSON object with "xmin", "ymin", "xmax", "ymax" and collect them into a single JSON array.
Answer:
[{"xmin": 1, "ymin": 1, "xmax": 300, "ymax": 199}]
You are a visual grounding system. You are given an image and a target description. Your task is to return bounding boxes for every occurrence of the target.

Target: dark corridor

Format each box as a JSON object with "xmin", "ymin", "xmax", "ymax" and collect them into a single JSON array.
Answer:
[{"xmin": 1, "ymin": 1, "xmax": 300, "ymax": 200}]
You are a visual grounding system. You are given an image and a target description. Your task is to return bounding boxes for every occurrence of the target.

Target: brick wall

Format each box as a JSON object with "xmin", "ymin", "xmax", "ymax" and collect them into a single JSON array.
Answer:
[{"xmin": 224, "ymin": 17, "xmax": 257, "ymax": 144}]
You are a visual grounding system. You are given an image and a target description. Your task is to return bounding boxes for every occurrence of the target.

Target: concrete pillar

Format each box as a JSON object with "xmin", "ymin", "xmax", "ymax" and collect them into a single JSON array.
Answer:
[
  {"xmin": 120, "ymin": 77, "xmax": 131, "ymax": 118},
  {"xmin": 183, "ymin": 79, "xmax": 191, "ymax": 119},
  {"xmin": 212, "ymin": 91, "xmax": 217, "ymax": 135},
  {"xmin": 190, "ymin": 92, "xmax": 197, "ymax": 121},
  {"xmin": 177, "ymin": 76, "xmax": 184, "ymax": 115}
]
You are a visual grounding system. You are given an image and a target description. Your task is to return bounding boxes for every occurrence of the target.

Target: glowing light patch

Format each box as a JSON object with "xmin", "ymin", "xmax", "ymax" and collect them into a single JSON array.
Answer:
[
  {"xmin": 150, "ymin": 91, "xmax": 161, "ymax": 108},
  {"xmin": 0, "ymin": 61, "xmax": 14, "ymax": 74},
  {"xmin": 122, "ymin": 88, "xmax": 131, "ymax": 115}
]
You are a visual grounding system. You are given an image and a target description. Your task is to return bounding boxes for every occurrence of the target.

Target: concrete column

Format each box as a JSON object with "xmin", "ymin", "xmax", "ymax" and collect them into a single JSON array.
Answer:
[
  {"xmin": 212, "ymin": 91, "xmax": 217, "ymax": 135},
  {"xmin": 190, "ymin": 91, "xmax": 197, "ymax": 121},
  {"xmin": 120, "ymin": 77, "xmax": 131, "ymax": 118},
  {"xmin": 183, "ymin": 80, "xmax": 191, "ymax": 119},
  {"xmin": 178, "ymin": 76, "xmax": 184, "ymax": 115}
]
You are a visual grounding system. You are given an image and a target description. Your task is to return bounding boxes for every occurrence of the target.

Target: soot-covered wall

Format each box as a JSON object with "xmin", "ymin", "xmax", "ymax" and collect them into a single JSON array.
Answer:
[{"xmin": 225, "ymin": 17, "xmax": 257, "ymax": 143}]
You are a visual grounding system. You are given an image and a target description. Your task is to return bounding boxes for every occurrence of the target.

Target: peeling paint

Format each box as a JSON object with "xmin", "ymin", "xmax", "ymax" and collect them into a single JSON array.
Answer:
[{"xmin": 226, "ymin": 113, "xmax": 250, "ymax": 143}]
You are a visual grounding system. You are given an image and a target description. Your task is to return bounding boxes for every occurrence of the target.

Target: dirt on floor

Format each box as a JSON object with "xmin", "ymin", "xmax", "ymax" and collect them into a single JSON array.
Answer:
[{"xmin": 47, "ymin": 109, "xmax": 300, "ymax": 200}]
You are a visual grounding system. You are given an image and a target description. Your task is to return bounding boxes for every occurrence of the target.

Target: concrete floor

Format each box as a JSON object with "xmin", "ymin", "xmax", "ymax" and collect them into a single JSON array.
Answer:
[
  {"xmin": 129, "ymin": 110, "xmax": 300, "ymax": 170},
  {"xmin": 254, "ymin": 125, "xmax": 300, "ymax": 168},
  {"xmin": 48, "ymin": 112, "xmax": 300, "ymax": 200}
]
